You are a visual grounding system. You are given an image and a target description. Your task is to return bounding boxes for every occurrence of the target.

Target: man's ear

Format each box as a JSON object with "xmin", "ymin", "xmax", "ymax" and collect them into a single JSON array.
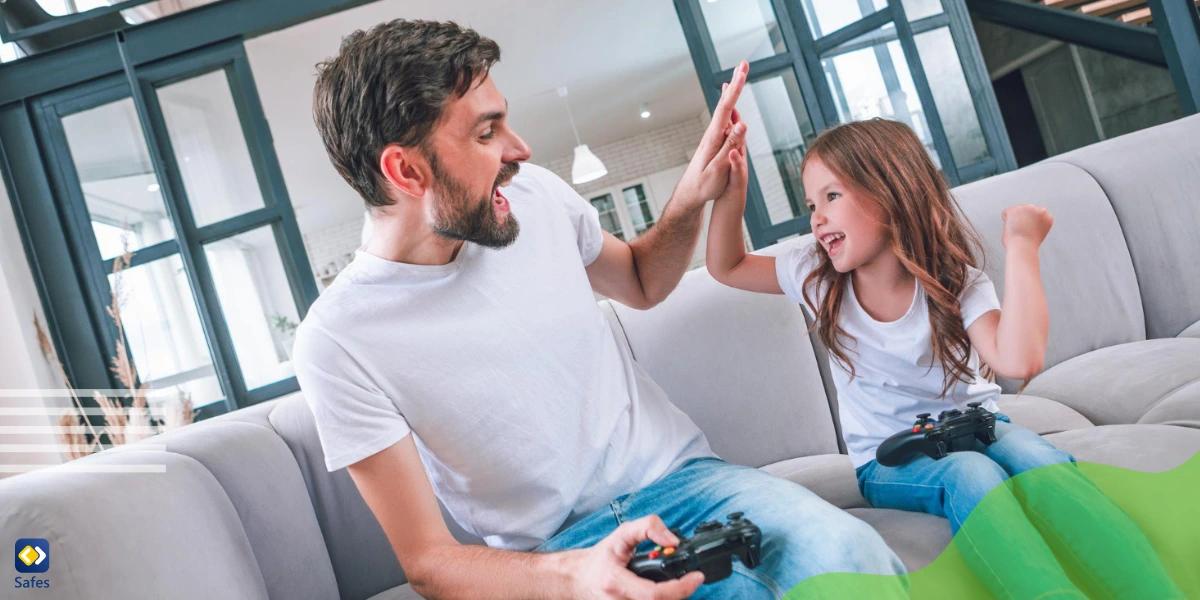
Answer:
[{"xmin": 379, "ymin": 144, "xmax": 428, "ymax": 199}]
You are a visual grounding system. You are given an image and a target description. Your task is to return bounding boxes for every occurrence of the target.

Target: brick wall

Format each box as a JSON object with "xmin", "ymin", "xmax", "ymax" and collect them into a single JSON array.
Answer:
[
  {"xmin": 303, "ymin": 217, "xmax": 363, "ymax": 285},
  {"xmin": 537, "ymin": 115, "xmax": 707, "ymax": 196}
]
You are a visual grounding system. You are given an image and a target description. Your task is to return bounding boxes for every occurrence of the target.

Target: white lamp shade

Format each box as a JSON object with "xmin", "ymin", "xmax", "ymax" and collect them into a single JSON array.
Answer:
[{"xmin": 571, "ymin": 144, "xmax": 607, "ymax": 184}]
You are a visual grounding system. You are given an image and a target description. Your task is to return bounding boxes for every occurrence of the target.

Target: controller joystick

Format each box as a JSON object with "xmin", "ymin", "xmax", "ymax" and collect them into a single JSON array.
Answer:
[
  {"xmin": 877, "ymin": 404, "xmax": 999, "ymax": 467},
  {"xmin": 627, "ymin": 513, "xmax": 762, "ymax": 584}
]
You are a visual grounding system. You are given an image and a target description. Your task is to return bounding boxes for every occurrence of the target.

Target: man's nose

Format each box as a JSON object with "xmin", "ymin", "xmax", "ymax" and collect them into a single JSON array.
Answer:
[{"xmin": 505, "ymin": 131, "xmax": 532, "ymax": 163}]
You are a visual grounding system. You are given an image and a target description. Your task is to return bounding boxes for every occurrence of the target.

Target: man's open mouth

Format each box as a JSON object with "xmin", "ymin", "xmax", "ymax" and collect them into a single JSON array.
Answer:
[{"xmin": 492, "ymin": 187, "xmax": 510, "ymax": 214}]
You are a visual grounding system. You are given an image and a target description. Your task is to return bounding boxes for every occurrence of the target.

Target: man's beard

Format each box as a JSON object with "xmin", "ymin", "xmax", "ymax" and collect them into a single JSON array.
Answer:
[{"xmin": 428, "ymin": 153, "xmax": 521, "ymax": 249}]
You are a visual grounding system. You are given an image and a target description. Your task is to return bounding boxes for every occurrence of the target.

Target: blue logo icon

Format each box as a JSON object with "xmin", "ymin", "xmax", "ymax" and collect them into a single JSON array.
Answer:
[{"xmin": 15, "ymin": 539, "xmax": 49, "ymax": 574}]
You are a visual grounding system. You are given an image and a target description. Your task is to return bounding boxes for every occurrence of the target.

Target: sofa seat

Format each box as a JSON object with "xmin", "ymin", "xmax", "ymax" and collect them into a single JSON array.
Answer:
[
  {"xmin": 847, "ymin": 508, "xmax": 951, "ymax": 571},
  {"xmin": 1025, "ymin": 338, "xmax": 1200, "ymax": 429},
  {"xmin": 760, "ymin": 453, "xmax": 866, "ymax": 510},
  {"xmin": 1045, "ymin": 424, "xmax": 1200, "ymax": 472}
]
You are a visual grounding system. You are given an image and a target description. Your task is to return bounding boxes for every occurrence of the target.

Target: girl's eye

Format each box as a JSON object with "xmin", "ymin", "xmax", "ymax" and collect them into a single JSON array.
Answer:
[
  {"xmin": 827, "ymin": 192, "xmax": 840, "ymax": 201},
  {"xmin": 805, "ymin": 204, "xmax": 815, "ymax": 212}
]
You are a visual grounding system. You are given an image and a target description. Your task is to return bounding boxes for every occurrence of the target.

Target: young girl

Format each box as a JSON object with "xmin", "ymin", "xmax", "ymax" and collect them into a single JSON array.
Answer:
[{"xmin": 706, "ymin": 118, "xmax": 1181, "ymax": 599}]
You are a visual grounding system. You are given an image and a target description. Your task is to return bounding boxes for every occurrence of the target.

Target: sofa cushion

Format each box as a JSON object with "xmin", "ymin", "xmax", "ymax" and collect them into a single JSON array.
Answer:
[
  {"xmin": 1178, "ymin": 319, "xmax": 1200, "ymax": 339},
  {"xmin": 994, "ymin": 394, "xmax": 1094, "ymax": 435},
  {"xmin": 607, "ymin": 267, "xmax": 840, "ymax": 468},
  {"xmin": 267, "ymin": 394, "xmax": 485, "ymax": 599},
  {"xmin": 0, "ymin": 451, "xmax": 269, "ymax": 600},
  {"xmin": 847, "ymin": 508, "xmax": 952, "ymax": 572},
  {"xmin": 1051, "ymin": 113, "xmax": 1200, "ymax": 340},
  {"xmin": 1045, "ymin": 424, "xmax": 1200, "ymax": 472},
  {"xmin": 1137, "ymin": 381, "xmax": 1200, "ymax": 429},
  {"xmin": 1024, "ymin": 338, "xmax": 1200, "ymax": 426},
  {"xmin": 269, "ymin": 395, "xmax": 406, "ymax": 599},
  {"xmin": 207, "ymin": 396, "xmax": 278, "ymax": 428},
  {"xmin": 953, "ymin": 161, "xmax": 1146, "ymax": 392},
  {"xmin": 760, "ymin": 453, "xmax": 867, "ymax": 509},
  {"xmin": 147, "ymin": 418, "xmax": 339, "ymax": 600},
  {"xmin": 758, "ymin": 235, "xmax": 848, "ymax": 454}
]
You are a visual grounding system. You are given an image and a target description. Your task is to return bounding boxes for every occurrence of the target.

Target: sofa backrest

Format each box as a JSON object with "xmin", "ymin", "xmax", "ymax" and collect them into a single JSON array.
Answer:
[
  {"xmin": 264, "ymin": 394, "xmax": 484, "ymax": 599},
  {"xmin": 0, "ymin": 450, "xmax": 271, "ymax": 600},
  {"xmin": 953, "ymin": 161, "xmax": 1146, "ymax": 390},
  {"xmin": 150, "ymin": 413, "xmax": 340, "ymax": 600},
  {"xmin": 1049, "ymin": 113, "xmax": 1200, "ymax": 339},
  {"xmin": 606, "ymin": 263, "xmax": 840, "ymax": 468}
]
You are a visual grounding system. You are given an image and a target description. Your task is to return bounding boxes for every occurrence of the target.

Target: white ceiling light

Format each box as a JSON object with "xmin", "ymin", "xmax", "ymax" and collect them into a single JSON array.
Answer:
[
  {"xmin": 639, "ymin": 103, "xmax": 651, "ymax": 120},
  {"xmin": 558, "ymin": 86, "xmax": 607, "ymax": 185},
  {"xmin": 147, "ymin": 183, "xmax": 161, "ymax": 193}
]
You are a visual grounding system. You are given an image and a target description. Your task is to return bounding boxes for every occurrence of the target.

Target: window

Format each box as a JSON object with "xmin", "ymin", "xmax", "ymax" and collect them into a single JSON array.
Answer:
[
  {"xmin": 25, "ymin": 40, "xmax": 315, "ymax": 419},
  {"xmin": 589, "ymin": 194, "xmax": 625, "ymax": 241},
  {"xmin": 677, "ymin": 0, "xmax": 1016, "ymax": 247},
  {"xmin": 588, "ymin": 181, "xmax": 660, "ymax": 241}
]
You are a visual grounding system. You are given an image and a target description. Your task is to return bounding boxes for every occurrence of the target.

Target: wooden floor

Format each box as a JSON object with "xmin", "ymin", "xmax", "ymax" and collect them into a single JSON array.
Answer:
[{"xmin": 1035, "ymin": 0, "xmax": 1200, "ymax": 26}]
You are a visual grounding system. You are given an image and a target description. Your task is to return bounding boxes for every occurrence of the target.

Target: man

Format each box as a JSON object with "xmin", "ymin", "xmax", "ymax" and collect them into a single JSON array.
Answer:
[{"xmin": 296, "ymin": 19, "xmax": 904, "ymax": 600}]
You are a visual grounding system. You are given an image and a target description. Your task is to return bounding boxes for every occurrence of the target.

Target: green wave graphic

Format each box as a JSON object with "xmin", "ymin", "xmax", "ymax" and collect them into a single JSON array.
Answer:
[{"xmin": 785, "ymin": 451, "xmax": 1200, "ymax": 599}]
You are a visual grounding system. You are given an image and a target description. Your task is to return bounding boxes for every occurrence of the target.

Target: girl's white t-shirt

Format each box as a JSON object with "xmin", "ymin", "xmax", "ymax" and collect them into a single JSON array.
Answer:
[{"xmin": 775, "ymin": 243, "xmax": 1003, "ymax": 468}]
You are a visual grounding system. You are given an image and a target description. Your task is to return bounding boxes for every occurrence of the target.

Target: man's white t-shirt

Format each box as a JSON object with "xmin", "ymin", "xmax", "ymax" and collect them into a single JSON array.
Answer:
[
  {"xmin": 293, "ymin": 164, "xmax": 713, "ymax": 550},
  {"xmin": 775, "ymin": 243, "xmax": 1003, "ymax": 468}
]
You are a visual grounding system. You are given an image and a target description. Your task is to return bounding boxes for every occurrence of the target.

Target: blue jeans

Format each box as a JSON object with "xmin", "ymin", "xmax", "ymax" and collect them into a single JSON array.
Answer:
[
  {"xmin": 537, "ymin": 457, "xmax": 907, "ymax": 599},
  {"xmin": 855, "ymin": 414, "xmax": 1074, "ymax": 535}
]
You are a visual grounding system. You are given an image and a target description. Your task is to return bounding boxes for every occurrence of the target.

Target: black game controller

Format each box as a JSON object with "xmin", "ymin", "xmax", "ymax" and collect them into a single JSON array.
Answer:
[
  {"xmin": 876, "ymin": 402, "xmax": 998, "ymax": 467},
  {"xmin": 627, "ymin": 512, "xmax": 762, "ymax": 584}
]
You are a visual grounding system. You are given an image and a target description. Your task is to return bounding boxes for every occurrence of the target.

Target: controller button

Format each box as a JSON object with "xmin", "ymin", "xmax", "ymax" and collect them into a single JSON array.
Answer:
[
  {"xmin": 912, "ymin": 426, "xmax": 920, "ymax": 433},
  {"xmin": 648, "ymin": 550, "xmax": 660, "ymax": 559},
  {"xmin": 727, "ymin": 512, "xmax": 744, "ymax": 521},
  {"xmin": 924, "ymin": 424, "xmax": 934, "ymax": 429},
  {"xmin": 664, "ymin": 547, "xmax": 676, "ymax": 555}
]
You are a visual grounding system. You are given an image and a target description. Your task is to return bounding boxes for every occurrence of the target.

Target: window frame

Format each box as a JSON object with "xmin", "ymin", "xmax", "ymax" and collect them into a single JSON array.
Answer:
[
  {"xmin": 587, "ymin": 178, "xmax": 662, "ymax": 241},
  {"xmin": 20, "ymin": 37, "xmax": 316, "ymax": 420},
  {"xmin": 674, "ymin": 0, "xmax": 1016, "ymax": 248}
]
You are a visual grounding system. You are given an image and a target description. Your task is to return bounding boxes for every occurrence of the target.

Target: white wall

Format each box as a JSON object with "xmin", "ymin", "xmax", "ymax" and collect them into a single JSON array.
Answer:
[{"xmin": 0, "ymin": 178, "xmax": 68, "ymax": 477}]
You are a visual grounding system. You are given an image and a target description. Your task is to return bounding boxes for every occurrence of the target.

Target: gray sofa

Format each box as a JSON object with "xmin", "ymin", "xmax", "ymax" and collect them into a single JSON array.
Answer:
[{"xmin": 3, "ymin": 114, "xmax": 1199, "ymax": 600}]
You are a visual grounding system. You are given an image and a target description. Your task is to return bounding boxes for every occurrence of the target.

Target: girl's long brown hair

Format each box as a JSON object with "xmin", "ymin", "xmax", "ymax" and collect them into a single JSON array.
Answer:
[{"xmin": 799, "ymin": 119, "xmax": 989, "ymax": 399}]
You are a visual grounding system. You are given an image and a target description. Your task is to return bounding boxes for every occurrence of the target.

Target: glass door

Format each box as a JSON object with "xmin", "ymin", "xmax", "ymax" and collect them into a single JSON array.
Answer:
[
  {"xmin": 32, "ymin": 38, "xmax": 316, "ymax": 418},
  {"xmin": 674, "ymin": 0, "xmax": 1015, "ymax": 247}
]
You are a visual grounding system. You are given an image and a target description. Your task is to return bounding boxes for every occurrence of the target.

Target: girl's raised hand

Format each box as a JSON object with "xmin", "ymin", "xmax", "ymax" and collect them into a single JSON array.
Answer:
[
  {"xmin": 714, "ymin": 146, "xmax": 748, "ymax": 206},
  {"xmin": 1001, "ymin": 204, "xmax": 1054, "ymax": 249}
]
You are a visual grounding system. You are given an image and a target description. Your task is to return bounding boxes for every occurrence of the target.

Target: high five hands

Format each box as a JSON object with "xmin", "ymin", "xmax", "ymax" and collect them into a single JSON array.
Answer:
[{"xmin": 674, "ymin": 61, "xmax": 750, "ymax": 209}]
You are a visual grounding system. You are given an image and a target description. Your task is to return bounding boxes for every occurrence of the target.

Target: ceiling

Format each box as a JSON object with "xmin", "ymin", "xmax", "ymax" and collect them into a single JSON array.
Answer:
[{"xmin": 244, "ymin": 0, "xmax": 711, "ymax": 233}]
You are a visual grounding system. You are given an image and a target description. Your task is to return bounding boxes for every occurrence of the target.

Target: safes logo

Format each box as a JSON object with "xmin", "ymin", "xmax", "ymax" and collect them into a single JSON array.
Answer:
[{"xmin": 14, "ymin": 539, "xmax": 50, "ymax": 590}]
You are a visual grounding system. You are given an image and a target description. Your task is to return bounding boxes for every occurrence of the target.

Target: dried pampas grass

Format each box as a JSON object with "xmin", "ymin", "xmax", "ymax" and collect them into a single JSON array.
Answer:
[{"xmin": 37, "ymin": 239, "xmax": 195, "ymax": 462}]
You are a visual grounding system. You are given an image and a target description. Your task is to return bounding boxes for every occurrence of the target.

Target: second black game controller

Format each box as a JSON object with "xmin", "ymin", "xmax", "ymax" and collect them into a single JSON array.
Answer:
[
  {"xmin": 627, "ymin": 512, "xmax": 762, "ymax": 584},
  {"xmin": 876, "ymin": 402, "xmax": 998, "ymax": 467}
]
